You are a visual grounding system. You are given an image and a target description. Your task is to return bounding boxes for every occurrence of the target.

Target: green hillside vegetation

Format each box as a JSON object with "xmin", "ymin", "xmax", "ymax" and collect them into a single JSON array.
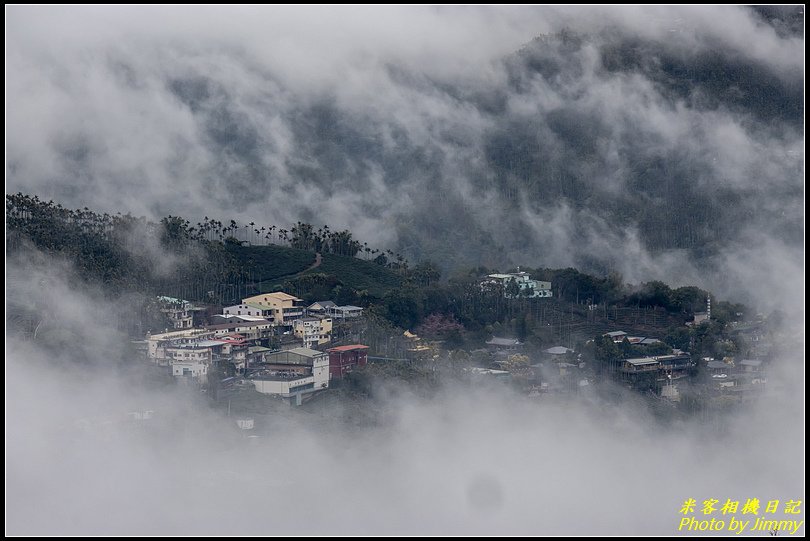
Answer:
[
  {"xmin": 5, "ymin": 193, "xmax": 406, "ymax": 306},
  {"xmin": 251, "ymin": 252, "xmax": 404, "ymax": 302},
  {"xmin": 225, "ymin": 244, "xmax": 315, "ymax": 283},
  {"xmin": 304, "ymin": 253, "xmax": 403, "ymax": 297}
]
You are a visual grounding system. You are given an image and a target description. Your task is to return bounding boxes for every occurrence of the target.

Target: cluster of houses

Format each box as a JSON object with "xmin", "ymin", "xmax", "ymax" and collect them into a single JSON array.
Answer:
[
  {"xmin": 703, "ymin": 357, "xmax": 768, "ymax": 397},
  {"xmin": 147, "ymin": 287, "xmax": 771, "ymax": 407},
  {"xmin": 611, "ymin": 329, "xmax": 771, "ymax": 400},
  {"xmin": 470, "ymin": 327, "xmax": 771, "ymax": 402},
  {"xmin": 144, "ymin": 292, "xmax": 367, "ymax": 405},
  {"xmin": 478, "ymin": 336, "xmax": 588, "ymax": 391}
]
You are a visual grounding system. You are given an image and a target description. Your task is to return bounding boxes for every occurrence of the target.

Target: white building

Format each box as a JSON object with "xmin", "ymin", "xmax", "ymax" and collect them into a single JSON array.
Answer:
[
  {"xmin": 251, "ymin": 347, "xmax": 330, "ymax": 405},
  {"xmin": 328, "ymin": 305, "xmax": 364, "ymax": 319},
  {"xmin": 483, "ymin": 272, "xmax": 552, "ymax": 298},
  {"xmin": 157, "ymin": 296, "xmax": 195, "ymax": 329},
  {"xmin": 166, "ymin": 339, "xmax": 232, "ymax": 382},
  {"xmin": 205, "ymin": 320, "xmax": 274, "ymax": 341},
  {"xmin": 307, "ymin": 301, "xmax": 337, "ymax": 315},
  {"xmin": 236, "ymin": 419, "xmax": 254, "ymax": 430},
  {"xmin": 305, "ymin": 301, "xmax": 362, "ymax": 319},
  {"xmin": 223, "ymin": 302, "xmax": 274, "ymax": 320},
  {"xmin": 211, "ymin": 314, "xmax": 268, "ymax": 324},
  {"xmin": 486, "ymin": 337, "xmax": 523, "ymax": 350},
  {"xmin": 147, "ymin": 328, "xmax": 217, "ymax": 365},
  {"xmin": 467, "ymin": 367, "xmax": 512, "ymax": 381},
  {"xmin": 171, "ymin": 360, "xmax": 208, "ymax": 380},
  {"xmin": 544, "ymin": 346, "xmax": 575, "ymax": 355},
  {"xmin": 166, "ymin": 344, "xmax": 215, "ymax": 364}
]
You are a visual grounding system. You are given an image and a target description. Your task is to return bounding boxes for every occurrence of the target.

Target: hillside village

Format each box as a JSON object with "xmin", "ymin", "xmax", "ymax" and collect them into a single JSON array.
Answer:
[
  {"xmin": 138, "ymin": 268, "xmax": 777, "ymax": 412},
  {"xmin": 6, "ymin": 194, "xmax": 782, "ymax": 416},
  {"xmin": 141, "ymin": 292, "xmax": 368, "ymax": 405}
]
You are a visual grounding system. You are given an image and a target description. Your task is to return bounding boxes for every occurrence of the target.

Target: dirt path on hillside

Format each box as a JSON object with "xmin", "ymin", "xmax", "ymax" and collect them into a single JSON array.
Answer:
[
  {"xmin": 253, "ymin": 252, "xmax": 322, "ymax": 292},
  {"xmin": 305, "ymin": 252, "xmax": 322, "ymax": 272}
]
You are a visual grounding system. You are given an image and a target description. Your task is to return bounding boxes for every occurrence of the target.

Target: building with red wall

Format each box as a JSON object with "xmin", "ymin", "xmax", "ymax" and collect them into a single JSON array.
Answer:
[{"xmin": 327, "ymin": 345, "xmax": 369, "ymax": 379}]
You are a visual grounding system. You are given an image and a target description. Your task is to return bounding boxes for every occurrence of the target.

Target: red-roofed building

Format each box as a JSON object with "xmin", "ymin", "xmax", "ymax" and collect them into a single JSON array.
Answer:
[
  {"xmin": 220, "ymin": 333, "xmax": 246, "ymax": 344},
  {"xmin": 327, "ymin": 345, "xmax": 370, "ymax": 379}
]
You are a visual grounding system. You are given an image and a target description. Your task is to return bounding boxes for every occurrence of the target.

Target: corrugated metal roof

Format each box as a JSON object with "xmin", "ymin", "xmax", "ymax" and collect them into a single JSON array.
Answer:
[
  {"xmin": 286, "ymin": 347, "xmax": 326, "ymax": 358},
  {"xmin": 206, "ymin": 320, "xmax": 272, "ymax": 330},
  {"xmin": 172, "ymin": 340, "xmax": 226, "ymax": 349},
  {"xmin": 245, "ymin": 292, "xmax": 301, "ymax": 302},
  {"xmin": 625, "ymin": 357, "xmax": 659, "ymax": 366},
  {"xmin": 328, "ymin": 345, "xmax": 370, "ymax": 352},
  {"xmin": 469, "ymin": 367, "xmax": 510, "ymax": 375},
  {"xmin": 486, "ymin": 337, "xmax": 522, "ymax": 346},
  {"xmin": 640, "ymin": 338, "xmax": 662, "ymax": 345},
  {"xmin": 214, "ymin": 314, "xmax": 267, "ymax": 322},
  {"xmin": 157, "ymin": 295, "xmax": 188, "ymax": 304},
  {"xmin": 194, "ymin": 340, "xmax": 228, "ymax": 347},
  {"xmin": 309, "ymin": 301, "xmax": 337, "ymax": 309}
]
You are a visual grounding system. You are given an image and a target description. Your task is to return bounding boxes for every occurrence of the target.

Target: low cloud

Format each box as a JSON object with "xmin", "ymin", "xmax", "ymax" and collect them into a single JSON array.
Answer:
[
  {"xmin": 6, "ymin": 8, "xmax": 803, "ymax": 315},
  {"xmin": 5, "ymin": 254, "xmax": 806, "ymax": 535}
]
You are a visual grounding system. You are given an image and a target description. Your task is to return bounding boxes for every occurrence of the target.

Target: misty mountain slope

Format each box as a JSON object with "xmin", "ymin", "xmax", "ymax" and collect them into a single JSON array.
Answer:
[
  {"xmin": 485, "ymin": 28, "xmax": 804, "ymax": 263},
  {"xmin": 6, "ymin": 6, "xmax": 804, "ymax": 309},
  {"xmin": 301, "ymin": 253, "xmax": 404, "ymax": 296},
  {"xmin": 152, "ymin": 27, "xmax": 806, "ymax": 261},
  {"xmin": 225, "ymin": 243, "xmax": 316, "ymax": 282}
]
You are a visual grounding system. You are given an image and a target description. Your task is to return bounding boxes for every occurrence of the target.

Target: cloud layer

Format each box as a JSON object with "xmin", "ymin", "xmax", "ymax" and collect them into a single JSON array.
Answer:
[{"xmin": 7, "ymin": 6, "xmax": 804, "ymax": 313}]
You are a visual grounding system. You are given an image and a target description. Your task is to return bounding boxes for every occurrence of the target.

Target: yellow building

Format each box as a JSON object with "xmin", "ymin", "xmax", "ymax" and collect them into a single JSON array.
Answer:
[
  {"xmin": 293, "ymin": 316, "xmax": 333, "ymax": 348},
  {"xmin": 242, "ymin": 292, "xmax": 304, "ymax": 325}
]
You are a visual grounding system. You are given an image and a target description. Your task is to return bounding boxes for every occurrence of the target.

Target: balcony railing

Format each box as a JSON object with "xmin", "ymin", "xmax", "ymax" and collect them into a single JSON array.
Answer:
[{"xmin": 621, "ymin": 364, "xmax": 660, "ymax": 373}]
